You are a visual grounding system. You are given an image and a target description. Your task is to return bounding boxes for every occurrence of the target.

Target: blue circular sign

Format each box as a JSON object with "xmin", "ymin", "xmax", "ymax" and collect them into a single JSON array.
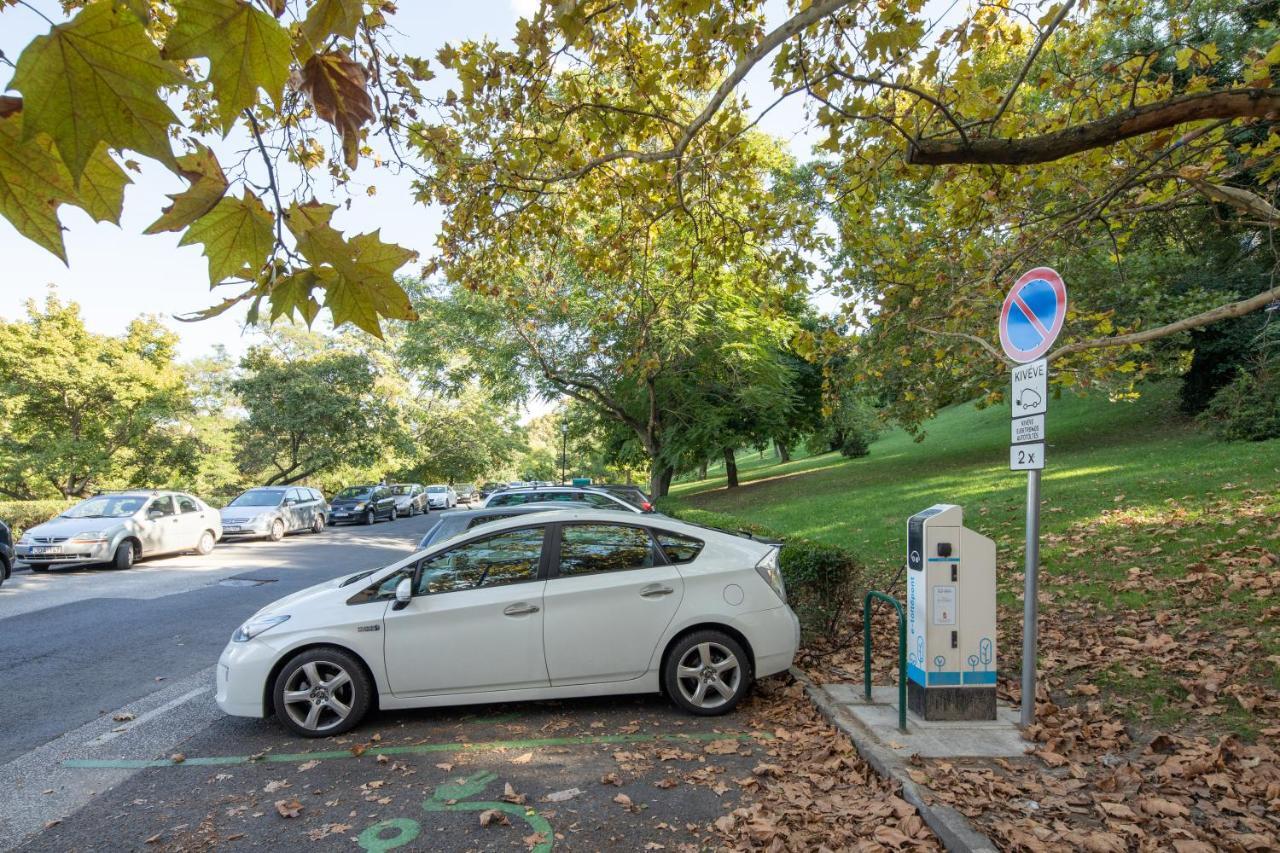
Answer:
[{"xmin": 999, "ymin": 267, "xmax": 1067, "ymax": 362}]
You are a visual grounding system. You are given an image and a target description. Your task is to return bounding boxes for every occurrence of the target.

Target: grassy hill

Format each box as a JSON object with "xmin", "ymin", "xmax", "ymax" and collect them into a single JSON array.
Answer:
[{"xmin": 667, "ymin": 382, "xmax": 1280, "ymax": 737}]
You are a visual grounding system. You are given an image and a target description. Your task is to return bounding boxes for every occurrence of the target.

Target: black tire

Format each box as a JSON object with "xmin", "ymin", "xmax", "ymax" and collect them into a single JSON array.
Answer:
[
  {"xmin": 663, "ymin": 630, "xmax": 752, "ymax": 716},
  {"xmin": 269, "ymin": 519, "xmax": 285, "ymax": 542},
  {"xmin": 28, "ymin": 563, "xmax": 50, "ymax": 572},
  {"xmin": 311, "ymin": 515, "xmax": 325, "ymax": 534},
  {"xmin": 196, "ymin": 530, "xmax": 216, "ymax": 555},
  {"xmin": 390, "ymin": 506, "xmax": 398, "ymax": 521},
  {"xmin": 272, "ymin": 647, "xmax": 372, "ymax": 738},
  {"xmin": 112, "ymin": 540, "xmax": 136, "ymax": 570},
  {"xmin": 364, "ymin": 508, "xmax": 376, "ymax": 526},
  {"xmin": 0, "ymin": 557, "xmax": 8, "ymax": 585}
]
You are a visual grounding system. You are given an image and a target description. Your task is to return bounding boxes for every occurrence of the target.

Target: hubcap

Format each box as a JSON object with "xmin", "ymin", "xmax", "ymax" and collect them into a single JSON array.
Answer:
[
  {"xmin": 675, "ymin": 641, "xmax": 741, "ymax": 709},
  {"xmin": 283, "ymin": 661, "xmax": 355, "ymax": 732}
]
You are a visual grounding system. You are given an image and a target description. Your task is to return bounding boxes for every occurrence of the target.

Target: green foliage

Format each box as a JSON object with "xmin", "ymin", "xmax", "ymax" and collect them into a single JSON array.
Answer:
[
  {"xmin": 0, "ymin": 295, "xmax": 198, "ymax": 499},
  {"xmin": 232, "ymin": 345, "xmax": 398, "ymax": 486},
  {"xmin": 1201, "ymin": 369, "xmax": 1280, "ymax": 442},
  {"xmin": 0, "ymin": 499, "xmax": 78, "ymax": 536},
  {"xmin": 656, "ymin": 505, "xmax": 864, "ymax": 643}
]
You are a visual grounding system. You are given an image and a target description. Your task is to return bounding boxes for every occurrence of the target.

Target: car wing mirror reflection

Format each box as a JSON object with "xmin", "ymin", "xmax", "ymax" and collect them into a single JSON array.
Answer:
[{"xmin": 393, "ymin": 577, "xmax": 413, "ymax": 611}]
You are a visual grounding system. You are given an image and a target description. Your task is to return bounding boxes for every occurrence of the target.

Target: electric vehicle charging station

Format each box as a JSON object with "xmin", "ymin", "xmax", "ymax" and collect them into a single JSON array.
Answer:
[{"xmin": 905, "ymin": 504, "xmax": 998, "ymax": 721}]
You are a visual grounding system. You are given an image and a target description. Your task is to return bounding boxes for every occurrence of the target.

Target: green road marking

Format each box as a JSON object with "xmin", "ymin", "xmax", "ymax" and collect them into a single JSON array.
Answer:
[
  {"xmin": 63, "ymin": 730, "xmax": 765, "ymax": 770},
  {"xmin": 358, "ymin": 772, "xmax": 554, "ymax": 853}
]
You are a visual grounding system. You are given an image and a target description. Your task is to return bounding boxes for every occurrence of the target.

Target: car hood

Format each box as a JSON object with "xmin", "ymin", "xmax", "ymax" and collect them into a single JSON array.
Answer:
[
  {"xmin": 26, "ymin": 516, "xmax": 131, "ymax": 538},
  {"xmin": 392, "ymin": 495, "xmax": 414, "ymax": 504},
  {"xmin": 251, "ymin": 570, "xmax": 372, "ymax": 618},
  {"xmin": 331, "ymin": 497, "xmax": 370, "ymax": 506},
  {"xmin": 220, "ymin": 505, "xmax": 278, "ymax": 520}
]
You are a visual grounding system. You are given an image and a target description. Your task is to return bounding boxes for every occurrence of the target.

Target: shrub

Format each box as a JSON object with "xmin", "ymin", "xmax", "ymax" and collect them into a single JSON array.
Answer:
[
  {"xmin": 1200, "ymin": 368, "xmax": 1280, "ymax": 442},
  {"xmin": 0, "ymin": 499, "xmax": 78, "ymax": 537},
  {"xmin": 656, "ymin": 505, "xmax": 864, "ymax": 644}
]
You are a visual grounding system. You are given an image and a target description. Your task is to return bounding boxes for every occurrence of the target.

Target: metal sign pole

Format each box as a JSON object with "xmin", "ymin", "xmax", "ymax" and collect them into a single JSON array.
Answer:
[{"xmin": 1020, "ymin": 468, "xmax": 1041, "ymax": 728}]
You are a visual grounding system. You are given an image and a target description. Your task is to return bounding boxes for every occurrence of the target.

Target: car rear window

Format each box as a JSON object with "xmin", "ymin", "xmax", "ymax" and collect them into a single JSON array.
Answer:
[{"xmin": 654, "ymin": 531, "xmax": 704, "ymax": 563}]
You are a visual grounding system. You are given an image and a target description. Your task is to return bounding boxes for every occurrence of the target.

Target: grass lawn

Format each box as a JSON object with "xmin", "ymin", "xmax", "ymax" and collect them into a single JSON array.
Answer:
[{"xmin": 666, "ymin": 382, "xmax": 1280, "ymax": 739}]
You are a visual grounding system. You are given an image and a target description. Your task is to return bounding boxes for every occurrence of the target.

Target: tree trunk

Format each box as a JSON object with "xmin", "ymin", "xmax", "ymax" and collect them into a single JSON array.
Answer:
[
  {"xmin": 697, "ymin": 460, "xmax": 708, "ymax": 480},
  {"xmin": 723, "ymin": 448, "xmax": 739, "ymax": 489},
  {"xmin": 656, "ymin": 466, "xmax": 674, "ymax": 498},
  {"xmin": 775, "ymin": 441, "xmax": 791, "ymax": 463}
]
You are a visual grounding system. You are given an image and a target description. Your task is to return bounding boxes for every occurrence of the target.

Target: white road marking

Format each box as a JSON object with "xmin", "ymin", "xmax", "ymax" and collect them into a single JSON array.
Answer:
[{"xmin": 87, "ymin": 685, "xmax": 211, "ymax": 747}]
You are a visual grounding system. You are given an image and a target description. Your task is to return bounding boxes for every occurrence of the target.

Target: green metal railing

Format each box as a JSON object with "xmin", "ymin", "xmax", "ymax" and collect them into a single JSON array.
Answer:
[{"xmin": 863, "ymin": 590, "xmax": 908, "ymax": 733}]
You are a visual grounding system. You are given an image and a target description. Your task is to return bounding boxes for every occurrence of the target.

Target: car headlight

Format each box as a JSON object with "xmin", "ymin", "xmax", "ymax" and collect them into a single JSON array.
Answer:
[
  {"xmin": 755, "ymin": 547, "xmax": 787, "ymax": 603},
  {"xmin": 17, "ymin": 533, "xmax": 31, "ymax": 545},
  {"xmin": 69, "ymin": 530, "xmax": 110, "ymax": 542},
  {"xmin": 232, "ymin": 614, "xmax": 290, "ymax": 642},
  {"xmin": 354, "ymin": 502, "xmax": 368, "ymax": 510}
]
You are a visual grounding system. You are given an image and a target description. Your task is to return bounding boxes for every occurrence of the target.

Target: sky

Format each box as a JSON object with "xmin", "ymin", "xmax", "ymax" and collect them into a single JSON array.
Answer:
[{"xmin": 1, "ymin": 0, "xmax": 822, "ymax": 366}]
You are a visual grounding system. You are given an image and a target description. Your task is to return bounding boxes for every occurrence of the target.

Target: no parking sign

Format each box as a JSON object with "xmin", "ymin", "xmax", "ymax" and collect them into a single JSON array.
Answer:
[{"xmin": 999, "ymin": 267, "xmax": 1066, "ymax": 363}]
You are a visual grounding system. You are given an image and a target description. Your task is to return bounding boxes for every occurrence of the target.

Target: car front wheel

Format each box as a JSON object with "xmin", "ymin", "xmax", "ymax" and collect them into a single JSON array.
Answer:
[
  {"xmin": 364, "ymin": 508, "xmax": 376, "ymax": 525},
  {"xmin": 390, "ymin": 506, "xmax": 398, "ymax": 521},
  {"xmin": 112, "ymin": 540, "xmax": 136, "ymax": 570},
  {"xmin": 273, "ymin": 648, "xmax": 372, "ymax": 737},
  {"xmin": 269, "ymin": 519, "xmax": 285, "ymax": 542},
  {"xmin": 663, "ymin": 631, "xmax": 751, "ymax": 716}
]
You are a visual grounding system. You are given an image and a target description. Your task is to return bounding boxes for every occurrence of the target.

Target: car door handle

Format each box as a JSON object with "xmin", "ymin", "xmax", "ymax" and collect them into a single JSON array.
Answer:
[
  {"xmin": 639, "ymin": 584, "xmax": 674, "ymax": 598},
  {"xmin": 503, "ymin": 603, "xmax": 540, "ymax": 616}
]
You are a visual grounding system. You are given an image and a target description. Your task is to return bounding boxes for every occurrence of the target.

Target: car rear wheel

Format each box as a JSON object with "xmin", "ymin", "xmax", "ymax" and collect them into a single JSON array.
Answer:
[
  {"xmin": 273, "ymin": 648, "xmax": 372, "ymax": 737},
  {"xmin": 311, "ymin": 515, "xmax": 325, "ymax": 534},
  {"xmin": 196, "ymin": 530, "xmax": 216, "ymax": 555},
  {"xmin": 364, "ymin": 508, "xmax": 376, "ymax": 525},
  {"xmin": 269, "ymin": 519, "xmax": 285, "ymax": 542},
  {"xmin": 663, "ymin": 631, "xmax": 751, "ymax": 716},
  {"xmin": 112, "ymin": 540, "xmax": 136, "ymax": 570}
]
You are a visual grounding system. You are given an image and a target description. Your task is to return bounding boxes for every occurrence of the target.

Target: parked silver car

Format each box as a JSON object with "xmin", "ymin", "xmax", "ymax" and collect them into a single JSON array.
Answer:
[
  {"xmin": 390, "ymin": 483, "xmax": 429, "ymax": 516},
  {"xmin": 16, "ymin": 491, "xmax": 222, "ymax": 571},
  {"xmin": 220, "ymin": 486, "xmax": 328, "ymax": 541}
]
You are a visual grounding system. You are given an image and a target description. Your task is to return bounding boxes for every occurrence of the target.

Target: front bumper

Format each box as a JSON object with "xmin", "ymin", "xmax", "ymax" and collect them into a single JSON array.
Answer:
[
  {"xmin": 221, "ymin": 521, "xmax": 271, "ymax": 537},
  {"xmin": 329, "ymin": 507, "xmax": 365, "ymax": 522},
  {"xmin": 16, "ymin": 540, "xmax": 112, "ymax": 565},
  {"xmin": 216, "ymin": 639, "xmax": 281, "ymax": 718}
]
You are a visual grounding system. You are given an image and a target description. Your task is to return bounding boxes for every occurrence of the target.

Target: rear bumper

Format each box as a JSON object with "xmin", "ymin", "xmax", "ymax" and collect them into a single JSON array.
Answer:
[{"xmin": 738, "ymin": 605, "xmax": 801, "ymax": 678}]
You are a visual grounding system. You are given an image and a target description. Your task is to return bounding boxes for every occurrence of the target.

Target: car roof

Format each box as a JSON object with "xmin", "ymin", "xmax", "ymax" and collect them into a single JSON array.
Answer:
[{"xmin": 443, "ymin": 507, "xmax": 704, "ymax": 538}]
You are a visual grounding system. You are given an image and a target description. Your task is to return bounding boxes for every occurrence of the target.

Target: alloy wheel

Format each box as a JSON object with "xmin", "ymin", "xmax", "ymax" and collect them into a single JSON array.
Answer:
[
  {"xmin": 674, "ymin": 641, "xmax": 741, "ymax": 710},
  {"xmin": 281, "ymin": 660, "xmax": 356, "ymax": 733}
]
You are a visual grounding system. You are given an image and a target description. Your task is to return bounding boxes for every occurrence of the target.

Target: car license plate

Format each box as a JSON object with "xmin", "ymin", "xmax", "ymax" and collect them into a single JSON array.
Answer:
[
  {"xmin": 32, "ymin": 545, "xmax": 62, "ymax": 555},
  {"xmin": 222, "ymin": 526, "xmax": 240, "ymax": 532}
]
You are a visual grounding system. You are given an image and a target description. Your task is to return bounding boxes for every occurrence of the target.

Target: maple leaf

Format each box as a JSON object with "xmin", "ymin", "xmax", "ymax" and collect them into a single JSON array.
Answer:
[
  {"xmin": 299, "ymin": 0, "xmax": 365, "ymax": 58},
  {"xmin": 10, "ymin": 2, "xmax": 182, "ymax": 177},
  {"xmin": 164, "ymin": 0, "xmax": 292, "ymax": 134},
  {"xmin": 300, "ymin": 50, "xmax": 375, "ymax": 168},
  {"xmin": 65, "ymin": 142, "xmax": 130, "ymax": 226},
  {"xmin": 144, "ymin": 144, "xmax": 228, "ymax": 234},
  {"xmin": 0, "ymin": 112, "xmax": 80, "ymax": 261},
  {"xmin": 180, "ymin": 189, "xmax": 274, "ymax": 284}
]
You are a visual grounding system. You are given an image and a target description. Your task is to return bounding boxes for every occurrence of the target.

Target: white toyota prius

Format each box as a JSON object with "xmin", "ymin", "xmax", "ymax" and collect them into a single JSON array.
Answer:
[{"xmin": 216, "ymin": 509, "xmax": 800, "ymax": 736}]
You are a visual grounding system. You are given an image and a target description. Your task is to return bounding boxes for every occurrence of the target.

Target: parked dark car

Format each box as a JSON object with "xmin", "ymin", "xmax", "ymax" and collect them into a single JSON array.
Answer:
[
  {"xmin": 0, "ymin": 518, "xmax": 12, "ymax": 587},
  {"xmin": 417, "ymin": 505, "xmax": 555, "ymax": 549},
  {"xmin": 479, "ymin": 482, "xmax": 505, "ymax": 499},
  {"xmin": 329, "ymin": 485, "xmax": 398, "ymax": 525}
]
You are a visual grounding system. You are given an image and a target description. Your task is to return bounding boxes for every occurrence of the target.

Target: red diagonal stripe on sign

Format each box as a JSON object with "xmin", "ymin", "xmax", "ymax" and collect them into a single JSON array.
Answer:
[{"xmin": 1011, "ymin": 290, "xmax": 1052, "ymax": 340}]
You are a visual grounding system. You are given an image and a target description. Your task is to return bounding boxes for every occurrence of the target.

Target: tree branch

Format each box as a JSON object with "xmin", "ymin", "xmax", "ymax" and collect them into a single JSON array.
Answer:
[
  {"xmin": 915, "ymin": 325, "xmax": 1011, "ymax": 364},
  {"xmin": 984, "ymin": 0, "xmax": 1077, "ymax": 132},
  {"xmin": 908, "ymin": 89, "xmax": 1280, "ymax": 166}
]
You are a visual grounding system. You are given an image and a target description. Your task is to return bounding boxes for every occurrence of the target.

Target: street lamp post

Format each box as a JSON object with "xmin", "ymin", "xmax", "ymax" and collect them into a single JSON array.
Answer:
[{"xmin": 561, "ymin": 421, "xmax": 568, "ymax": 484}]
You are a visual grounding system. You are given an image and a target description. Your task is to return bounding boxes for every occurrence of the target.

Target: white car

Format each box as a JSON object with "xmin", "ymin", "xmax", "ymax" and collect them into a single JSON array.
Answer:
[
  {"xmin": 425, "ymin": 484, "xmax": 457, "ymax": 509},
  {"xmin": 216, "ymin": 509, "xmax": 799, "ymax": 736},
  {"xmin": 16, "ymin": 491, "xmax": 221, "ymax": 571}
]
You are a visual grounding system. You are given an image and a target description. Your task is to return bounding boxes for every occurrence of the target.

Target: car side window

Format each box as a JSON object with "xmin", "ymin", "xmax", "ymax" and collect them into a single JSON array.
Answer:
[
  {"xmin": 488, "ymin": 493, "xmax": 519, "ymax": 506},
  {"xmin": 655, "ymin": 531, "xmax": 704, "ymax": 564},
  {"xmin": 465, "ymin": 514, "xmax": 511, "ymax": 529},
  {"xmin": 146, "ymin": 497, "xmax": 176, "ymax": 518},
  {"xmin": 284, "ymin": 488, "xmax": 301, "ymax": 503},
  {"xmin": 176, "ymin": 495, "xmax": 199, "ymax": 514},
  {"xmin": 558, "ymin": 524, "xmax": 656, "ymax": 577},
  {"xmin": 415, "ymin": 527, "xmax": 544, "ymax": 595},
  {"xmin": 581, "ymin": 493, "xmax": 619, "ymax": 509},
  {"xmin": 311, "ymin": 489, "xmax": 324, "ymax": 502}
]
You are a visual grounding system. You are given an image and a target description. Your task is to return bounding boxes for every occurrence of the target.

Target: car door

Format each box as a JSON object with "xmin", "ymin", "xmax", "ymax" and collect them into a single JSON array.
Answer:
[
  {"xmin": 542, "ymin": 522, "xmax": 685, "ymax": 686},
  {"xmin": 284, "ymin": 488, "xmax": 306, "ymax": 530},
  {"xmin": 172, "ymin": 494, "xmax": 206, "ymax": 549},
  {"xmin": 140, "ymin": 496, "xmax": 178, "ymax": 555},
  {"xmin": 382, "ymin": 525, "xmax": 550, "ymax": 696}
]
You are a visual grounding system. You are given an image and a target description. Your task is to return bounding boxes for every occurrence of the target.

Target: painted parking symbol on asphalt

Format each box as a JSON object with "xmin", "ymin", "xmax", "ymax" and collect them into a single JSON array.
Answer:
[{"xmin": 999, "ymin": 267, "xmax": 1067, "ymax": 363}]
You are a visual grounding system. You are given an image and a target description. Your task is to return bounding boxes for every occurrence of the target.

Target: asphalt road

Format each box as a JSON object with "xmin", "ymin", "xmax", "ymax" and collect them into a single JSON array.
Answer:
[{"xmin": 0, "ymin": 508, "xmax": 768, "ymax": 852}]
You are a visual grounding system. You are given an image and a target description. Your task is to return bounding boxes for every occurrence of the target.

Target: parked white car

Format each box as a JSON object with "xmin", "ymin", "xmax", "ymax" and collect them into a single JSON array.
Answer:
[
  {"xmin": 425, "ymin": 484, "xmax": 457, "ymax": 509},
  {"xmin": 16, "ymin": 491, "xmax": 221, "ymax": 571},
  {"xmin": 216, "ymin": 509, "xmax": 799, "ymax": 736}
]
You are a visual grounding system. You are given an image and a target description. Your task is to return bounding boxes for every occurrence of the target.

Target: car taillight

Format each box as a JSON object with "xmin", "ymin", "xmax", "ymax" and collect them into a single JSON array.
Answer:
[
  {"xmin": 641, "ymin": 501, "xmax": 653, "ymax": 512},
  {"xmin": 754, "ymin": 547, "xmax": 786, "ymax": 603}
]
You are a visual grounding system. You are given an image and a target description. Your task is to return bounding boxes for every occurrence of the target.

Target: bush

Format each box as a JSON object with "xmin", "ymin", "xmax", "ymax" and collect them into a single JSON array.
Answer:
[
  {"xmin": 656, "ymin": 505, "xmax": 864, "ymax": 644},
  {"xmin": 1200, "ymin": 368, "xmax": 1280, "ymax": 442},
  {"xmin": 0, "ymin": 499, "xmax": 78, "ymax": 537}
]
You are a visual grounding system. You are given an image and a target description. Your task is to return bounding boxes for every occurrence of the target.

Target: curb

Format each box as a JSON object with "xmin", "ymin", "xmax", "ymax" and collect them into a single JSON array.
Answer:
[{"xmin": 790, "ymin": 666, "xmax": 999, "ymax": 853}]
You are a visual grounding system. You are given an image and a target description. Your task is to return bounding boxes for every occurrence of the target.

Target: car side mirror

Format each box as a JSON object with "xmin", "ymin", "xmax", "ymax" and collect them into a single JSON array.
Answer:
[
  {"xmin": 283, "ymin": 498, "xmax": 296, "ymax": 506},
  {"xmin": 392, "ymin": 578, "xmax": 413, "ymax": 610},
  {"xmin": 148, "ymin": 509, "xmax": 164, "ymax": 520}
]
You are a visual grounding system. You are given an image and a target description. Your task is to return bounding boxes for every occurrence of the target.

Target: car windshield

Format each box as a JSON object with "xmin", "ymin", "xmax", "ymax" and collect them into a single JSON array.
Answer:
[
  {"xmin": 336, "ymin": 487, "xmax": 372, "ymax": 499},
  {"xmin": 427, "ymin": 486, "xmax": 447, "ymax": 493},
  {"xmin": 228, "ymin": 489, "xmax": 285, "ymax": 507},
  {"xmin": 391, "ymin": 485, "xmax": 415, "ymax": 495},
  {"xmin": 62, "ymin": 495, "xmax": 146, "ymax": 519}
]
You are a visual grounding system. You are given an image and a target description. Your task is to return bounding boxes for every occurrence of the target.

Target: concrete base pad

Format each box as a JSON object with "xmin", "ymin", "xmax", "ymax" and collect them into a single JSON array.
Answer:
[{"xmin": 822, "ymin": 683, "xmax": 1030, "ymax": 758}]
